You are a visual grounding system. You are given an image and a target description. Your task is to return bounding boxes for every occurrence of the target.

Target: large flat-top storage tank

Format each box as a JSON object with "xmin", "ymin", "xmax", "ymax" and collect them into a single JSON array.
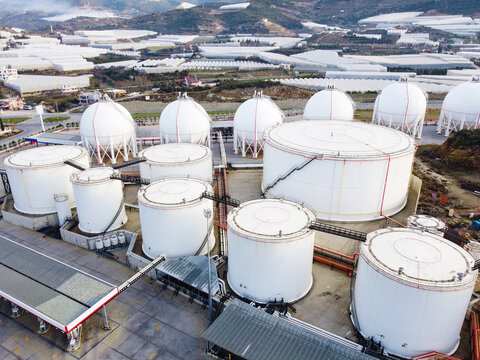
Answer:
[
  {"xmin": 139, "ymin": 143, "xmax": 212, "ymax": 183},
  {"xmin": 353, "ymin": 228, "xmax": 477, "ymax": 358},
  {"xmin": 263, "ymin": 120, "xmax": 416, "ymax": 222},
  {"xmin": 5, "ymin": 145, "xmax": 89, "ymax": 214},
  {"xmin": 138, "ymin": 177, "xmax": 215, "ymax": 259},
  {"xmin": 70, "ymin": 167, "xmax": 127, "ymax": 234},
  {"xmin": 227, "ymin": 199, "xmax": 316, "ymax": 303}
]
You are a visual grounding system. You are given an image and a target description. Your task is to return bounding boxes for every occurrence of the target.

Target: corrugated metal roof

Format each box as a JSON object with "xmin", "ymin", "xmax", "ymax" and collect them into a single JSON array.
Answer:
[
  {"xmin": 202, "ymin": 299, "xmax": 377, "ymax": 360},
  {"xmin": 0, "ymin": 236, "xmax": 116, "ymax": 328},
  {"xmin": 24, "ymin": 132, "xmax": 82, "ymax": 146},
  {"xmin": 156, "ymin": 256, "xmax": 219, "ymax": 294}
]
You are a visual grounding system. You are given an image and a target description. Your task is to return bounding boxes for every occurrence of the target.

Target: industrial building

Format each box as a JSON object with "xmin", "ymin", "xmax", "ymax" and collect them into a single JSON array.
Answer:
[{"xmin": 0, "ymin": 92, "xmax": 478, "ymax": 360}]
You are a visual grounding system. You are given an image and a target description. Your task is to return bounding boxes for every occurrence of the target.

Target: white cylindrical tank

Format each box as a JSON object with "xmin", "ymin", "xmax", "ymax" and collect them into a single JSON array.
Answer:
[
  {"xmin": 70, "ymin": 167, "xmax": 127, "ymax": 234},
  {"xmin": 263, "ymin": 120, "xmax": 416, "ymax": 222},
  {"xmin": 353, "ymin": 228, "xmax": 477, "ymax": 358},
  {"xmin": 54, "ymin": 193, "xmax": 72, "ymax": 226},
  {"xmin": 372, "ymin": 79, "xmax": 427, "ymax": 139},
  {"xmin": 227, "ymin": 199, "xmax": 316, "ymax": 303},
  {"xmin": 437, "ymin": 77, "xmax": 480, "ymax": 136},
  {"xmin": 138, "ymin": 178, "xmax": 215, "ymax": 259},
  {"xmin": 4, "ymin": 146, "xmax": 89, "ymax": 215},
  {"xmin": 139, "ymin": 143, "xmax": 213, "ymax": 183},
  {"xmin": 407, "ymin": 214, "xmax": 446, "ymax": 234},
  {"xmin": 159, "ymin": 93, "xmax": 211, "ymax": 146},
  {"xmin": 233, "ymin": 92, "xmax": 284, "ymax": 158},
  {"xmin": 80, "ymin": 97, "xmax": 137, "ymax": 164},
  {"xmin": 303, "ymin": 85, "xmax": 355, "ymax": 121}
]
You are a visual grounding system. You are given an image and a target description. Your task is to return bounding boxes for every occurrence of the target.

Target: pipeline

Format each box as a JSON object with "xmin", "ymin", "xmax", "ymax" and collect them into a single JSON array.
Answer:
[{"xmin": 313, "ymin": 246, "xmax": 358, "ymax": 276}]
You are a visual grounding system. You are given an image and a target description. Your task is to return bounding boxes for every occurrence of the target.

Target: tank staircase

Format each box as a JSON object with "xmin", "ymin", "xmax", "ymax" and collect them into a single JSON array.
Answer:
[
  {"xmin": 309, "ymin": 220, "xmax": 367, "ymax": 242},
  {"xmin": 110, "ymin": 173, "xmax": 150, "ymax": 185},
  {"xmin": 262, "ymin": 155, "xmax": 320, "ymax": 195},
  {"xmin": 201, "ymin": 191, "xmax": 240, "ymax": 208},
  {"xmin": 64, "ymin": 160, "xmax": 87, "ymax": 171},
  {"xmin": 112, "ymin": 156, "xmax": 146, "ymax": 169}
]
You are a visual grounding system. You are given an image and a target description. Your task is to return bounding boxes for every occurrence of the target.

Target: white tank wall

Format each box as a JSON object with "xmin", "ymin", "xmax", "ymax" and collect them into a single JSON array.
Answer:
[
  {"xmin": 263, "ymin": 142, "xmax": 414, "ymax": 222},
  {"xmin": 354, "ymin": 254, "xmax": 474, "ymax": 357},
  {"xmin": 138, "ymin": 180, "xmax": 215, "ymax": 259},
  {"xmin": 5, "ymin": 147, "xmax": 89, "ymax": 215},
  {"xmin": 71, "ymin": 170, "xmax": 127, "ymax": 234}
]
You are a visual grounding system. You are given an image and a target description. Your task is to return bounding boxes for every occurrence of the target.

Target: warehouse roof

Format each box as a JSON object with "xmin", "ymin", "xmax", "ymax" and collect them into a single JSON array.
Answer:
[
  {"xmin": 203, "ymin": 299, "xmax": 377, "ymax": 360},
  {"xmin": 0, "ymin": 235, "xmax": 118, "ymax": 332},
  {"xmin": 25, "ymin": 132, "xmax": 82, "ymax": 146}
]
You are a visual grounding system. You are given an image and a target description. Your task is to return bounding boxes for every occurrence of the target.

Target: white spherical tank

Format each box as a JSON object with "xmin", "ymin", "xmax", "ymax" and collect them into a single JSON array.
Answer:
[
  {"xmin": 227, "ymin": 199, "xmax": 316, "ymax": 303},
  {"xmin": 372, "ymin": 79, "xmax": 427, "ymax": 139},
  {"xmin": 80, "ymin": 98, "xmax": 137, "ymax": 164},
  {"xmin": 437, "ymin": 77, "xmax": 480, "ymax": 136},
  {"xmin": 139, "ymin": 143, "xmax": 213, "ymax": 183},
  {"xmin": 263, "ymin": 120, "xmax": 416, "ymax": 222},
  {"xmin": 159, "ymin": 94, "xmax": 211, "ymax": 145},
  {"xmin": 70, "ymin": 167, "xmax": 127, "ymax": 234},
  {"xmin": 304, "ymin": 86, "xmax": 355, "ymax": 121},
  {"xmin": 138, "ymin": 178, "xmax": 215, "ymax": 259},
  {"xmin": 233, "ymin": 93, "xmax": 284, "ymax": 158},
  {"xmin": 353, "ymin": 228, "xmax": 477, "ymax": 358},
  {"xmin": 4, "ymin": 146, "xmax": 89, "ymax": 215},
  {"xmin": 407, "ymin": 214, "xmax": 446, "ymax": 234}
]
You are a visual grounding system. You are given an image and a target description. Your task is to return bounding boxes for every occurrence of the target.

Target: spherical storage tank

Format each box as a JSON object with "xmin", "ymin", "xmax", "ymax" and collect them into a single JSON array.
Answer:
[
  {"xmin": 352, "ymin": 228, "xmax": 477, "ymax": 358},
  {"xmin": 263, "ymin": 120, "xmax": 416, "ymax": 222},
  {"xmin": 303, "ymin": 85, "xmax": 355, "ymax": 121},
  {"xmin": 227, "ymin": 199, "xmax": 316, "ymax": 303},
  {"xmin": 233, "ymin": 92, "xmax": 284, "ymax": 158},
  {"xmin": 80, "ymin": 97, "xmax": 137, "ymax": 164},
  {"xmin": 139, "ymin": 143, "xmax": 213, "ymax": 183},
  {"xmin": 138, "ymin": 178, "xmax": 215, "ymax": 259},
  {"xmin": 372, "ymin": 78, "xmax": 427, "ymax": 139},
  {"xmin": 159, "ymin": 93, "xmax": 211, "ymax": 146},
  {"xmin": 4, "ymin": 146, "xmax": 89, "ymax": 215},
  {"xmin": 70, "ymin": 167, "xmax": 127, "ymax": 234},
  {"xmin": 437, "ymin": 77, "xmax": 480, "ymax": 136}
]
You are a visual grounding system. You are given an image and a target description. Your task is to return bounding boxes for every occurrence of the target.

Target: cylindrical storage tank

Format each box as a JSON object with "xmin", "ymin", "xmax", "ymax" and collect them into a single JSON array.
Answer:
[
  {"xmin": 303, "ymin": 86, "xmax": 355, "ymax": 121},
  {"xmin": 54, "ymin": 193, "xmax": 72, "ymax": 226},
  {"xmin": 159, "ymin": 94, "xmax": 211, "ymax": 145},
  {"xmin": 70, "ymin": 167, "xmax": 127, "ymax": 234},
  {"xmin": 227, "ymin": 199, "xmax": 316, "ymax": 303},
  {"xmin": 407, "ymin": 214, "xmax": 446, "ymax": 234},
  {"xmin": 80, "ymin": 98, "xmax": 137, "ymax": 164},
  {"xmin": 233, "ymin": 93, "xmax": 284, "ymax": 158},
  {"xmin": 139, "ymin": 143, "xmax": 213, "ymax": 183},
  {"xmin": 437, "ymin": 77, "xmax": 480, "ymax": 136},
  {"xmin": 263, "ymin": 120, "xmax": 416, "ymax": 222},
  {"xmin": 372, "ymin": 79, "xmax": 427, "ymax": 139},
  {"xmin": 138, "ymin": 178, "xmax": 215, "ymax": 259},
  {"xmin": 4, "ymin": 146, "xmax": 89, "ymax": 215},
  {"xmin": 353, "ymin": 228, "xmax": 477, "ymax": 358}
]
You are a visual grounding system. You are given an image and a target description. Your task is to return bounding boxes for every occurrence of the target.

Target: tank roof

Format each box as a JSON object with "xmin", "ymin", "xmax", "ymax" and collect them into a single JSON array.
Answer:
[
  {"xmin": 265, "ymin": 120, "xmax": 415, "ymax": 159},
  {"xmin": 228, "ymin": 199, "xmax": 315, "ymax": 241},
  {"xmin": 408, "ymin": 215, "xmax": 445, "ymax": 231},
  {"xmin": 139, "ymin": 143, "xmax": 210, "ymax": 164},
  {"xmin": 138, "ymin": 178, "xmax": 210, "ymax": 207},
  {"xmin": 71, "ymin": 167, "xmax": 115, "ymax": 184},
  {"xmin": 362, "ymin": 228, "xmax": 476, "ymax": 288},
  {"xmin": 5, "ymin": 145, "xmax": 87, "ymax": 168}
]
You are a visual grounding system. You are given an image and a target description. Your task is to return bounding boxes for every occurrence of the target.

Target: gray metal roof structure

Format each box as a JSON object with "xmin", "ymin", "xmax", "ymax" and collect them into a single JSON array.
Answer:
[
  {"xmin": 156, "ymin": 256, "xmax": 219, "ymax": 295},
  {"xmin": 0, "ymin": 235, "xmax": 118, "ymax": 333},
  {"xmin": 202, "ymin": 299, "xmax": 377, "ymax": 360},
  {"xmin": 25, "ymin": 132, "xmax": 82, "ymax": 146}
]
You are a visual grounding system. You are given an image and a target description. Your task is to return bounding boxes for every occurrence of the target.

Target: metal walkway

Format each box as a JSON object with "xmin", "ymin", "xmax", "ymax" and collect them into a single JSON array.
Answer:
[{"xmin": 309, "ymin": 220, "xmax": 367, "ymax": 242}]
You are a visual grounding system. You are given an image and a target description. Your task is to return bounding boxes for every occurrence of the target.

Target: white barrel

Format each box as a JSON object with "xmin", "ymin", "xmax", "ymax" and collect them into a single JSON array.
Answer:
[
  {"xmin": 102, "ymin": 235, "xmax": 111, "ymax": 249},
  {"xmin": 54, "ymin": 193, "xmax": 72, "ymax": 226},
  {"xmin": 139, "ymin": 143, "xmax": 213, "ymax": 183},
  {"xmin": 263, "ymin": 120, "xmax": 416, "ymax": 222},
  {"xmin": 118, "ymin": 232, "xmax": 126, "ymax": 246},
  {"xmin": 4, "ymin": 146, "xmax": 89, "ymax": 215},
  {"xmin": 227, "ymin": 199, "xmax": 316, "ymax": 303},
  {"xmin": 95, "ymin": 237, "xmax": 104, "ymax": 250},
  {"xmin": 407, "ymin": 214, "xmax": 446, "ymax": 234},
  {"xmin": 70, "ymin": 167, "xmax": 127, "ymax": 234},
  {"xmin": 138, "ymin": 178, "xmax": 215, "ymax": 259},
  {"xmin": 110, "ymin": 234, "xmax": 118, "ymax": 247},
  {"xmin": 353, "ymin": 228, "xmax": 477, "ymax": 358}
]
